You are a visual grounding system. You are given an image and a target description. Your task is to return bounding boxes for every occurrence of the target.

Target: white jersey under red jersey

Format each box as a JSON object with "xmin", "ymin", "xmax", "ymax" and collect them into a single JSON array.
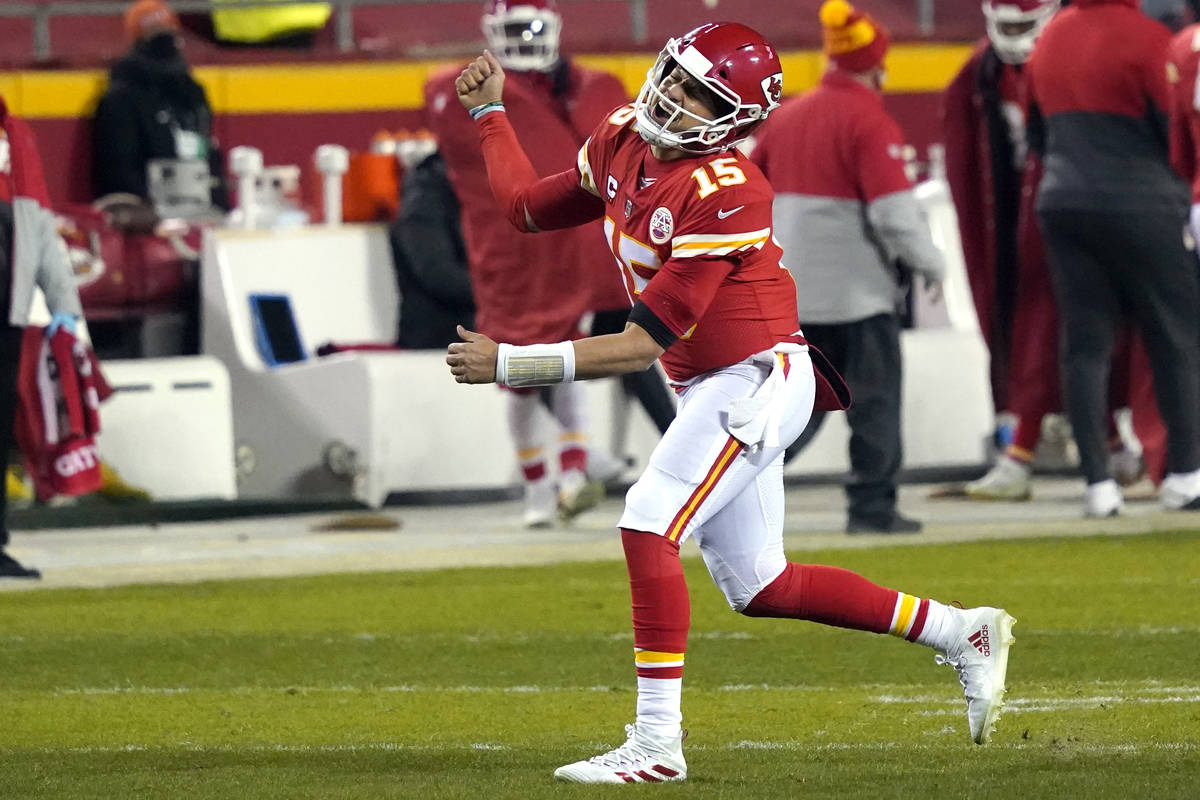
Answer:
[{"xmin": 576, "ymin": 105, "xmax": 800, "ymax": 383}]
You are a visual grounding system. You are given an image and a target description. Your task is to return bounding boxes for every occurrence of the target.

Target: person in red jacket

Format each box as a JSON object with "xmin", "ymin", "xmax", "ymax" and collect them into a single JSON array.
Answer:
[
  {"xmin": 749, "ymin": 1, "xmax": 944, "ymax": 533},
  {"xmin": 1029, "ymin": 0, "xmax": 1200, "ymax": 516},
  {"xmin": 1169, "ymin": 21, "xmax": 1200, "ymax": 237},
  {"xmin": 0, "ymin": 96, "xmax": 84, "ymax": 579},
  {"xmin": 447, "ymin": 19, "xmax": 1014, "ymax": 783},
  {"xmin": 425, "ymin": 0, "xmax": 629, "ymax": 527},
  {"xmin": 943, "ymin": 0, "xmax": 1065, "ymax": 500}
]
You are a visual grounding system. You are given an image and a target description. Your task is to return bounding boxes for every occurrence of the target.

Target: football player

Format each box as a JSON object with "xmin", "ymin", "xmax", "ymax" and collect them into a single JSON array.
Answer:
[
  {"xmin": 943, "ymin": 0, "xmax": 1065, "ymax": 500},
  {"xmin": 425, "ymin": 0, "xmax": 629, "ymax": 527},
  {"xmin": 447, "ymin": 20, "xmax": 1015, "ymax": 783}
]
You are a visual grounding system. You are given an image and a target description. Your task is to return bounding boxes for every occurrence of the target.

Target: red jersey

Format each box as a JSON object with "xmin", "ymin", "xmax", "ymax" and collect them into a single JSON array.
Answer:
[
  {"xmin": 576, "ymin": 106, "xmax": 800, "ymax": 383},
  {"xmin": 425, "ymin": 64, "xmax": 628, "ymax": 344}
]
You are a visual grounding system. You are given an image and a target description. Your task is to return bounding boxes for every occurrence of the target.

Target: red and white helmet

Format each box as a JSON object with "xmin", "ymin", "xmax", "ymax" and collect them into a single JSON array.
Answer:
[
  {"xmin": 633, "ymin": 22, "xmax": 783, "ymax": 155},
  {"xmin": 481, "ymin": 0, "xmax": 562, "ymax": 72},
  {"xmin": 982, "ymin": 0, "xmax": 1059, "ymax": 65}
]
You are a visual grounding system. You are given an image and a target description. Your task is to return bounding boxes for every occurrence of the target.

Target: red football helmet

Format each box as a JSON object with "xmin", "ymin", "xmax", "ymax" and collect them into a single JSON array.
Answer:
[
  {"xmin": 982, "ymin": 0, "xmax": 1059, "ymax": 65},
  {"xmin": 481, "ymin": 0, "xmax": 562, "ymax": 72},
  {"xmin": 633, "ymin": 22, "xmax": 784, "ymax": 155}
]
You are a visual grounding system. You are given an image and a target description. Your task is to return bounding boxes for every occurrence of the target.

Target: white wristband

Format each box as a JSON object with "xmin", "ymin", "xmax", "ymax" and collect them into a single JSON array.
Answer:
[{"xmin": 495, "ymin": 341, "xmax": 576, "ymax": 387}]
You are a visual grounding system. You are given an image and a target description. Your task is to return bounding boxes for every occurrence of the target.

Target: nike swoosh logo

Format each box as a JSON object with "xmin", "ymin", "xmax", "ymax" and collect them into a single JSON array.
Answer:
[{"xmin": 716, "ymin": 206, "xmax": 745, "ymax": 219}]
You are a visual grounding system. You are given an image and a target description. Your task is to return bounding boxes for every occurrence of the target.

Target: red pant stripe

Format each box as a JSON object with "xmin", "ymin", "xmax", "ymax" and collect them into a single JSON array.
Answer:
[{"xmin": 665, "ymin": 436, "xmax": 742, "ymax": 543}]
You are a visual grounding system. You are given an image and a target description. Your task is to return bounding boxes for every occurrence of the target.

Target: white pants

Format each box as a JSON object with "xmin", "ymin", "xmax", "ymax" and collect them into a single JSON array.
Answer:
[{"xmin": 619, "ymin": 348, "xmax": 817, "ymax": 611}]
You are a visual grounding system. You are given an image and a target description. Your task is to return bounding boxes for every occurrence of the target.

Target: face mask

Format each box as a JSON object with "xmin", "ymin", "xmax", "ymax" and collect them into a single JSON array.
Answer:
[{"xmin": 140, "ymin": 31, "xmax": 180, "ymax": 60}]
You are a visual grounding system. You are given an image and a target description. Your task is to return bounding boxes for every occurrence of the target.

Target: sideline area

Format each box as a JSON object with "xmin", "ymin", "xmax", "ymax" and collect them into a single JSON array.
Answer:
[{"xmin": 3, "ymin": 477, "xmax": 1196, "ymax": 591}]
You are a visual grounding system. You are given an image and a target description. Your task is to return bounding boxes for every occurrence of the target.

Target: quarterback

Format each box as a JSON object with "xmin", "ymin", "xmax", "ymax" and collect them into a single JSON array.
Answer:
[{"xmin": 447, "ymin": 21, "xmax": 1016, "ymax": 784}]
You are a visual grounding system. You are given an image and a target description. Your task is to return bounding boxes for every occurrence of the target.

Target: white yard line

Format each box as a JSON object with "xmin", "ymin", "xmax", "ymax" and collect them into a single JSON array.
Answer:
[{"xmin": 19, "ymin": 740, "xmax": 1198, "ymax": 756}]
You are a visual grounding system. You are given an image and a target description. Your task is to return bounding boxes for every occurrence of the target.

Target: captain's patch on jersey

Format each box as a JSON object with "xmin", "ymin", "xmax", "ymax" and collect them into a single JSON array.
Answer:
[{"xmin": 650, "ymin": 206, "xmax": 674, "ymax": 244}]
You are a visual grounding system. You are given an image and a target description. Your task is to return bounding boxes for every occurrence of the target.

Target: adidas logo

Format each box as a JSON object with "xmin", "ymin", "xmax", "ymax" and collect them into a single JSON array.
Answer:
[
  {"xmin": 968, "ymin": 625, "xmax": 991, "ymax": 656},
  {"xmin": 614, "ymin": 765, "xmax": 681, "ymax": 783}
]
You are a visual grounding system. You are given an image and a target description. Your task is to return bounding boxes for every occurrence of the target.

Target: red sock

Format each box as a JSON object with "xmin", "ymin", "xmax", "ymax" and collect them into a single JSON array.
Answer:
[
  {"xmin": 520, "ymin": 461, "xmax": 546, "ymax": 482},
  {"xmin": 621, "ymin": 529, "xmax": 689, "ymax": 678},
  {"xmin": 560, "ymin": 444, "xmax": 587, "ymax": 475},
  {"xmin": 742, "ymin": 562, "xmax": 896, "ymax": 634}
]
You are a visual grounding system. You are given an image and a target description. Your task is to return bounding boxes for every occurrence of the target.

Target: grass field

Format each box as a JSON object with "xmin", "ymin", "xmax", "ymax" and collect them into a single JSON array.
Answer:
[{"xmin": 1, "ymin": 530, "xmax": 1197, "ymax": 799}]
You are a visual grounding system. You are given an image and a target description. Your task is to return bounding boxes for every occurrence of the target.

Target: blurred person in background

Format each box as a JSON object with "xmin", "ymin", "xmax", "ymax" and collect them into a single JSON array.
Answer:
[
  {"xmin": 749, "ymin": 0, "xmax": 944, "ymax": 534},
  {"xmin": 93, "ymin": 0, "xmax": 228, "ymax": 210},
  {"xmin": 390, "ymin": 136, "xmax": 476, "ymax": 350},
  {"xmin": 0, "ymin": 97, "xmax": 85, "ymax": 579},
  {"xmin": 425, "ymin": 0, "xmax": 630, "ymax": 527},
  {"xmin": 1169, "ymin": 9, "xmax": 1200, "ymax": 235},
  {"xmin": 447, "ymin": 21, "xmax": 1015, "ymax": 781},
  {"xmin": 1029, "ymin": 0, "xmax": 1200, "ymax": 516},
  {"xmin": 942, "ymin": 0, "xmax": 1072, "ymax": 500},
  {"xmin": 1142, "ymin": 0, "xmax": 1194, "ymax": 28}
]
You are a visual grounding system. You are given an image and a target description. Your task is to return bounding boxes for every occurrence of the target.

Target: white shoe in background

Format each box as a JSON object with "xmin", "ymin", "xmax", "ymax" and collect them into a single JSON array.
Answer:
[
  {"xmin": 586, "ymin": 446, "xmax": 627, "ymax": 485},
  {"xmin": 523, "ymin": 477, "xmax": 557, "ymax": 529},
  {"xmin": 554, "ymin": 724, "xmax": 687, "ymax": 783},
  {"xmin": 558, "ymin": 469, "xmax": 605, "ymax": 522},
  {"xmin": 965, "ymin": 457, "xmax": 1032, "ymax": 501},
  {"xmin": 1160, "ymin": 469, "xmax": 1200, "ymax": 510},
  {"xmin": 1084, "ymin": 479, "xmax": 1123, "ymax": 518},
  {"xmin": 935, "ymin": 606, "xmax": 1016, "ymax": 745}
]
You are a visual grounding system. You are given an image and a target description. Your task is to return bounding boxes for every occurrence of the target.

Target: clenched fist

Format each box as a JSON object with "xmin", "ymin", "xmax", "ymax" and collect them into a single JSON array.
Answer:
[
  {"xmin": 446, "ymin": 324, "xmax": 499, "ymax": 384},
  {"xmin": 456, "ymin": 50, "xmax": 506, "ymax": 111}
]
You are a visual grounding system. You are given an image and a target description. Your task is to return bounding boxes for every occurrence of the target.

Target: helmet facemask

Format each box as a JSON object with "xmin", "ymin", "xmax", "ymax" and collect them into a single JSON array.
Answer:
[
  {"xmin": 482, "ymin": 4, "xmax": 562, "ymax": 72},
  {"xmin": 982, "ymin": 0, "xmax": 1058, "ymax": 65},
  {"xmin": 633, "ymin": 39, "xmax": 759, "ymax": 155}
]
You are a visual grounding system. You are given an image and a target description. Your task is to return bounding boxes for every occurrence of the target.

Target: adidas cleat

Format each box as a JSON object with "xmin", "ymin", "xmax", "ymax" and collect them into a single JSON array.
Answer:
[
  {"xmin": 936, "ymin": 606, "xmax": 1016, "ymax": 744},
  {"xmin": 554, "ymin": 724, "xmax": 687, "ymax": 784}
]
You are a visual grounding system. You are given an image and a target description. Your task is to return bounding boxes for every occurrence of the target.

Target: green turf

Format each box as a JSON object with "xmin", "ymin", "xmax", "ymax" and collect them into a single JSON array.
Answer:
[{"xmin": 1, "ymin": 531, "xmax": 1198, "ymax": 798}]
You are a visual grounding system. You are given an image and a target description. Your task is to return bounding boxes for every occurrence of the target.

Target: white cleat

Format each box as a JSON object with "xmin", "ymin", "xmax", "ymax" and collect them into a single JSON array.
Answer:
[
  {"xmin": 965, "ymin": 457, "xmax": 1032, "ymax": 501},
  {"xmin": 935, "ymin": 606, "xmax": 1016, "ymax": 745},
  {"xmin": 558, "ymin": 469, "xmax": 605, "ymax": 522},
  {"xmin": 554, "ymin": 724, "xmax": 687, "ymax": 784},
  {"xmin": 1160, "ymin": 468, "xmax": 1200, "ymax": 510},
  {"xmin": 1084, "ymin": 479, "xmax": 1123, "ymax": 518},
  {"xmin": 523, "ymin": 477, "xmax": 557, "ymax": 529}
]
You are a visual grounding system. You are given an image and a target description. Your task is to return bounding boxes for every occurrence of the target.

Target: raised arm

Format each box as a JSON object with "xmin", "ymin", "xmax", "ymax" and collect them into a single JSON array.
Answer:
[{"xmin": 456, "ymin": 51, "xmax": 603, "ymax": 232}]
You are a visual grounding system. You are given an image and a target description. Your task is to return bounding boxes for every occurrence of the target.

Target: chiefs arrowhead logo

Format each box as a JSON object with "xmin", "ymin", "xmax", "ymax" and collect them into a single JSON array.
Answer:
[{"xmin": 761, "ymin": 73, "xmax": 783, "ymax": 109}]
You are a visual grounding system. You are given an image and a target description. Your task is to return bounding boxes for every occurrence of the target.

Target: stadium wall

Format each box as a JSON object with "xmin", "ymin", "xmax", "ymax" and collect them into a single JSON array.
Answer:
[{"xmin": 1, "ymin": 43, "xmax": 975, "ymax": 206}]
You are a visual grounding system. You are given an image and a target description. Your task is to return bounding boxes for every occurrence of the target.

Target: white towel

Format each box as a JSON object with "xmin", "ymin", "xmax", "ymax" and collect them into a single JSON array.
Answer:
[{"xmin": 727, "ymin": 342, "xmax": 808, "ymax": 452}]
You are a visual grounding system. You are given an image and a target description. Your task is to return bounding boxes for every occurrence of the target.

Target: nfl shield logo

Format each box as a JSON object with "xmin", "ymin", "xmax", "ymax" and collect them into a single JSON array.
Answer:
[{"xmin": 624, "ymin": 198, "xmax": 633, "ymax": 219}]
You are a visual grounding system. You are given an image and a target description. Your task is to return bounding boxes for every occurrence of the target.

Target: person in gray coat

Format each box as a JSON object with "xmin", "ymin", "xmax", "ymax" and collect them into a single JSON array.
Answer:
[
  {"xmin": 749, "ymin": 0, "xmax": 944, "ymax": 534},
  {"xmin": 0, "ymin": 97, "xmax": 84, "ymax": 578}
]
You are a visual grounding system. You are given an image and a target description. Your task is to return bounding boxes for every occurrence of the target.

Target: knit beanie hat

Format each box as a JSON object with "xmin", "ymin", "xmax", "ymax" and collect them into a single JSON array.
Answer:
[
  {"xmin": 124, "ymin": 0, "xmax": 181, "ymax": 46},
  {"xmin": 819, "ymin": 0, "xmax": 889, "ymax": 73}
]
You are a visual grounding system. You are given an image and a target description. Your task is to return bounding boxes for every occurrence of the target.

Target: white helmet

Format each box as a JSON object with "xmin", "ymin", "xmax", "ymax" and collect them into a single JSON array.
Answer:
[
  {"xmin": 481, "ymin": 0, "xmax": 562, "ymax": 72},
  {"xmin": 982, "ymin": 0, "xmax": 1059, "ymax": 65}
]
